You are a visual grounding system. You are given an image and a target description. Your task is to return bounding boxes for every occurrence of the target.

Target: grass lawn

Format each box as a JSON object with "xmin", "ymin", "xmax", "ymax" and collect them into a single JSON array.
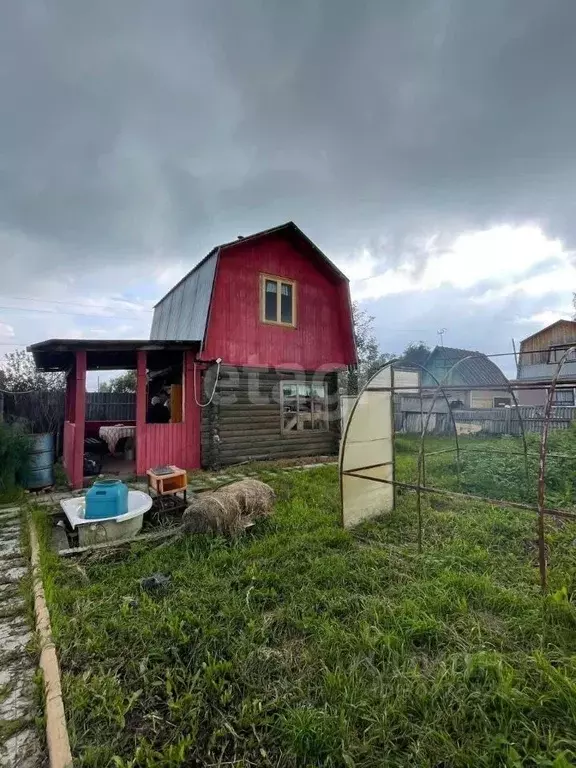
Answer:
[{"xmin": 34, "ymin": 441, "xmax": 576, "ymax": 767}]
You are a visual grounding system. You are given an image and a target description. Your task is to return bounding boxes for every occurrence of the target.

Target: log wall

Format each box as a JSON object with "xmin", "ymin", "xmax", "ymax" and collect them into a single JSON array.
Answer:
[{"xmin": 201, "ymin": 366, "xmax": 340, "ymax": 467}]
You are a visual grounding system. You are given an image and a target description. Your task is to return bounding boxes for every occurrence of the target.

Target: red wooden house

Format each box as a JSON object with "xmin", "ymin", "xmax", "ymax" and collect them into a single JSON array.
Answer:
[{"xmin": 29, "ymin": 222, "xmax": 356, "ymax": 487}]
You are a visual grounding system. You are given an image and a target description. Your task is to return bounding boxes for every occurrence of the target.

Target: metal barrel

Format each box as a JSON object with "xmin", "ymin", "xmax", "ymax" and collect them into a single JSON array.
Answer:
[{"xmin": 25, "ymin": 433, "xmax": 55, "ymax": 490}]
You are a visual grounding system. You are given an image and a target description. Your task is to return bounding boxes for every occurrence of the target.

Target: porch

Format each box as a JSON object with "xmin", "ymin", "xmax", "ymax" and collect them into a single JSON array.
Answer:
[{"xmin": 29, "ymin": 339, "xmax": 202, "ymax": 489}]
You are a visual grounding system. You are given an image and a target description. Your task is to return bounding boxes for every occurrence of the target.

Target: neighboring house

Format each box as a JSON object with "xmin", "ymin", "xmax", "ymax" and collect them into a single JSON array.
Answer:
[
  {"xmin": 398, "ymin": 346, "xmax": 511, "ymax": 408},
  {"xmin": 515, "ymin": 320, "xmax": 576, "ymax": 406},
  {"xmin": 29, "ymin": 222, "xmax": 357, "ymax": 486}
]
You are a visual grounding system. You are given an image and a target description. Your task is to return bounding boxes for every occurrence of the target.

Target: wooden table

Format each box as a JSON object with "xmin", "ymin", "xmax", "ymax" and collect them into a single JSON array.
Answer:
[{"xmin": 146, "ymin": 466, "xmax": 188, "ymax": 503}]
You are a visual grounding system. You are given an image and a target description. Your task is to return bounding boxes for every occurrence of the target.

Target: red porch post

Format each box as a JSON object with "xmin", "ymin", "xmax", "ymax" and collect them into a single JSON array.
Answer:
[
  {"xmin": 65, "ymin": 368, "xmax": 75, "ymax": 423},
  {"xmin": 136, "ymin": 350, "xmax": 147, "ymax": 475},
  {"xmin": 63, "ymin": 368, "xmax": 75, "ymax": 477},
  {"xmin": 71, "ymin": 350, "xmax": 86, "ymax": 489}
]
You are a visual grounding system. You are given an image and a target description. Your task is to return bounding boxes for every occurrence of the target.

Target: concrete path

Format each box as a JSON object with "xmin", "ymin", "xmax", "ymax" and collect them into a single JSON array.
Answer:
[
  {"xmin": 128, "ymin": 459, "xmax": 338, "ymax": 495},
  {"xmin": 0, "ymin": 507, "xmax": 42, "ymax": 768},
  {"xmin": 28, "ymin": 459, "xmax": 338, "ymax": 503}
]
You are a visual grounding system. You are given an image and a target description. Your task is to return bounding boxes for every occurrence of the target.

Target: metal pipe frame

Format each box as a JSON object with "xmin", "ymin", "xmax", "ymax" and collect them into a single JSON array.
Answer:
[
  {"xmin": 535, "ymin": 345, "xmax": 576, "ymax": 590},
  {"xmin": 341, "ymin": 355, "xmax": 576, "ymax": 593},
  {"xmin": 340, "ymin": 471, "xmax": 576, "ymax": 522},
  {"xmin": 415, "ymin": 355, "xmax": 530, "ymax": 542}
]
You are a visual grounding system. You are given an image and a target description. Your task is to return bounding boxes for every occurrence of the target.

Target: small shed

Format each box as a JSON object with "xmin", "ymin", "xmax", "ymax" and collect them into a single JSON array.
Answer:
[{"xmin": 28, "ymin": 339, "xmax": 201, "ymax": 489}]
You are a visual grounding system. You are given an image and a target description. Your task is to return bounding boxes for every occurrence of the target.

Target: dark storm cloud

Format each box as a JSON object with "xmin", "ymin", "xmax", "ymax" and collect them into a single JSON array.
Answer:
[
  {"xmin": 206, "ymin": 0, "xmax": 576, "ymax": 249},
  {"xmin": 1, "ymin": 0, "xmax": 576, "ymax": 291}
]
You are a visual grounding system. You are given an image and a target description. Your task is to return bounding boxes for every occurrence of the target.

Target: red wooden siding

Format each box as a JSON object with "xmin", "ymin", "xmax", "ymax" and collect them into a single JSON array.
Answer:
[
  {"xmin": 201, "ymin": 234, "xmax": 355, "ymax": 369},
  {"xmin": 136, "ymin": 422, "xmax": 188, "ymax": 473},
  {"xmin": 135, "ymin": 350, "xmax": 201, "ymax": 474}
]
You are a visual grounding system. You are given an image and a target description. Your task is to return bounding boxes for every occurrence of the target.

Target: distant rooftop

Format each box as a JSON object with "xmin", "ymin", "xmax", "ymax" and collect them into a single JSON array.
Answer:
[{"xmin": 397, "ymin": 345, "xmax": 508, "ymax": 387}]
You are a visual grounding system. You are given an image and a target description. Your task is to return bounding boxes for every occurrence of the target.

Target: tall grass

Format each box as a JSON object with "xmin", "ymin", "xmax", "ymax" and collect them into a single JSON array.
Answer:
[
  {"xmin": 0, "ymin": 423, "xmax": 31, "ymax": 503},
  {"xmin": 397, "ymin": 429, "xmax": 576, "ymax": 507},
  {"xmin": 35, "ymin": 460, "xmax": 576, "ymax": 767}
]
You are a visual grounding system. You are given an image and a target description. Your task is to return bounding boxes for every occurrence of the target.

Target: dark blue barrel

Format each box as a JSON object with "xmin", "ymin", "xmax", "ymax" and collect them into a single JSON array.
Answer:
[{"xmin": 25, "ymin": 433, "xmax": 55, "ymax": 490}]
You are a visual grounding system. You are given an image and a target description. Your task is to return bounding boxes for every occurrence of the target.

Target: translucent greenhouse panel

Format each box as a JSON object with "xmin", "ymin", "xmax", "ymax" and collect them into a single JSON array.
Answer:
[
  {"xmin": 339, "ymin": 364, "xmax": 394, "ymax": 528},
  {"xmin": 393, "ymin": 368, "xmax": 419, "ymax": 393}
]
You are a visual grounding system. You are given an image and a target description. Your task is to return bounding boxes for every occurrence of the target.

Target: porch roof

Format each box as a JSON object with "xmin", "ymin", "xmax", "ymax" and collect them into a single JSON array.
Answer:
[{"xmin": 28, "ymin": 338, "xmax": 200, "ymax": 372}]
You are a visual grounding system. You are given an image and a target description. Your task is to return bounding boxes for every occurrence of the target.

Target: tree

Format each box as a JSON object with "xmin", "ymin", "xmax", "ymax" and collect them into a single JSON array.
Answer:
[
  {"xmin": 348, "ymin": 302, "xmax": 395, "ymax": 394},
  {"xmin": 0, "ymin": 349, "xmax": 63, "ymax": 392},
  {"xmin": 0, "ymin": 350, "xmax": 65, "ymax": 435},
  {"xmin": 100, "ymin": 370, "xmax": 137, "ymax": 393},
  {"xmin": 401, "ymin": 341, "xmax": 431, "ymax": 366}
]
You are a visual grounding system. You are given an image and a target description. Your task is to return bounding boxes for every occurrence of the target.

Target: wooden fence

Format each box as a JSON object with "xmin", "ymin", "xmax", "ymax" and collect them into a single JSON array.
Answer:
[
  {"xmin": 2, "ymin": 391, "xmax": 136, "ymax": 431},
  {"xmin": 395, "ymin": 405, "xmax": 576, "ymax": 436},
  {"xmin": 85, "ymin": 392, "xmax": 136, "ymax": 421}
]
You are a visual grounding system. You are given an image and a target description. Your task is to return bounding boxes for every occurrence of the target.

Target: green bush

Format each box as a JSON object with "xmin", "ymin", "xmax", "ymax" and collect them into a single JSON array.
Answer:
[{"xmin": 0, "ymin": 423, "xmax": 32, "ymax": 501}]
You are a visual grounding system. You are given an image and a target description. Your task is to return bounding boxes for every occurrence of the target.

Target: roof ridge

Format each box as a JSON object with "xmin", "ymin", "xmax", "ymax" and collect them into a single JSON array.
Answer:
[
  {"xmin": 434, "ymin": 345, "xmax": 486, "ymax": 356},
  {"xmin": 153, "ymin": 221, "xmax": 347, "ymax": 309},
  {"xmin": 519, "ymin": 318, "xmax": 576, "ymax": 345}
]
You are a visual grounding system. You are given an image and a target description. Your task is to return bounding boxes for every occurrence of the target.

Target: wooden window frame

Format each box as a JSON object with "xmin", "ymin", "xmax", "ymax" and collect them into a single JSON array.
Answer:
[
  {"xmin": 260, "ymin": 274, "xmax": 297, "ymax": 328},
  {"xmin": 548, "ymin": 345, "xmax": 576, "ymax": 364},
  {"xmin": 280, "ymin": 380, "xmax": 329, "ymax": 434},
  {"xmin": 493, "ymin": 396, "xmax": 512, "ymax": 408}
]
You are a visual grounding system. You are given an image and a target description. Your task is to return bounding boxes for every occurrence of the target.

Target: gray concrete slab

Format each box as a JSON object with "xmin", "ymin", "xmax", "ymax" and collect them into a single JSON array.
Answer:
[{"xmin": 0, "ymin": 513, "xmax": 42, "ymax": 766}]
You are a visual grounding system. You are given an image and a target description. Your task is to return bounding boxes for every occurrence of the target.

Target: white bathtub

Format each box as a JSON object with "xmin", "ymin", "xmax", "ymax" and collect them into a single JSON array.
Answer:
[{"xmin": 60, "ymin": 490, "xmax": 153, "ymax": 546}]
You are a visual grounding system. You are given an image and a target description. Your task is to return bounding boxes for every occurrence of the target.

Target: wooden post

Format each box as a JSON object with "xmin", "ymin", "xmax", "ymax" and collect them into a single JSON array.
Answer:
[
  {"xmin": 170, "ymin": 384, "xmax": 183, "ymax": 423},
  {"xmin": 72, "ymin": 351, "xmax": 86, "ymax": 489},
  {"xmin": 512, "ymin": 338, "xmax": 518, "ymax": 369},
  {"xmin": 66, "ymin": 367, "xmax": 76, "ymax": 423},
  {"xmin": 505, "ymin": 406, "xmax": 512, "ymax": 435},
  {"xmin": 136, "ymin": 350, "xmax": 147, "ymax": 475}
]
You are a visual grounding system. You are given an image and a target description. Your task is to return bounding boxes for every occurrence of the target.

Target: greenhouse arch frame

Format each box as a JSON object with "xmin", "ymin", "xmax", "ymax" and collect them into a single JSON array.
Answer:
[{"xmin": 339, "ymin": 350, "xmax": 576, "ymax": 591}]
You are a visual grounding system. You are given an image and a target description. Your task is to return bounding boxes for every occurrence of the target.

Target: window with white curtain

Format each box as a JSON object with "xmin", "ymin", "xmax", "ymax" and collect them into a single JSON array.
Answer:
[{"xmin": 261, "ymin": 275, "xmax": 296, "ymax": 326}]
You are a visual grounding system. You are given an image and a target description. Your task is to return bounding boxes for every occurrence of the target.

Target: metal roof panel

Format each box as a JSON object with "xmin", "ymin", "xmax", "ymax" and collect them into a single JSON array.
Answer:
[
  {"xmin": 150, "ymin": 250, "xmax": 218, "ymax": 342},
  {"xmin": 426, "ymin": 346, "xmax": 508, "ymax": 387}
]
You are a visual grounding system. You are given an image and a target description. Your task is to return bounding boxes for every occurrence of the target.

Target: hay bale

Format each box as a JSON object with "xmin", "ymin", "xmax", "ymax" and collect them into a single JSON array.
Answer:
[{"xmin": 182, "ymin": 478, "xmax": 275, "ymax": 537}]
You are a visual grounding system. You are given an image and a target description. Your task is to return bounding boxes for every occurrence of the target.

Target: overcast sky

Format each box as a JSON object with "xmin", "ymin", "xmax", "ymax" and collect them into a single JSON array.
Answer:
[{"xmin": 2, "ymin": 0, "xmax": 576, "ymax": 383}]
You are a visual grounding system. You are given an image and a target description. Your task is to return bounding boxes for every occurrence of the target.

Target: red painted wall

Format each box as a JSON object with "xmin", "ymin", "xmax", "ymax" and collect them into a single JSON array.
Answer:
[
  {"xmin": 135, "ymin": 350, "xmax": 201, "ymax": 474},
  {"xmin": 201, "ymin": 234, "xmax": 355, "ymax": 370}
]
